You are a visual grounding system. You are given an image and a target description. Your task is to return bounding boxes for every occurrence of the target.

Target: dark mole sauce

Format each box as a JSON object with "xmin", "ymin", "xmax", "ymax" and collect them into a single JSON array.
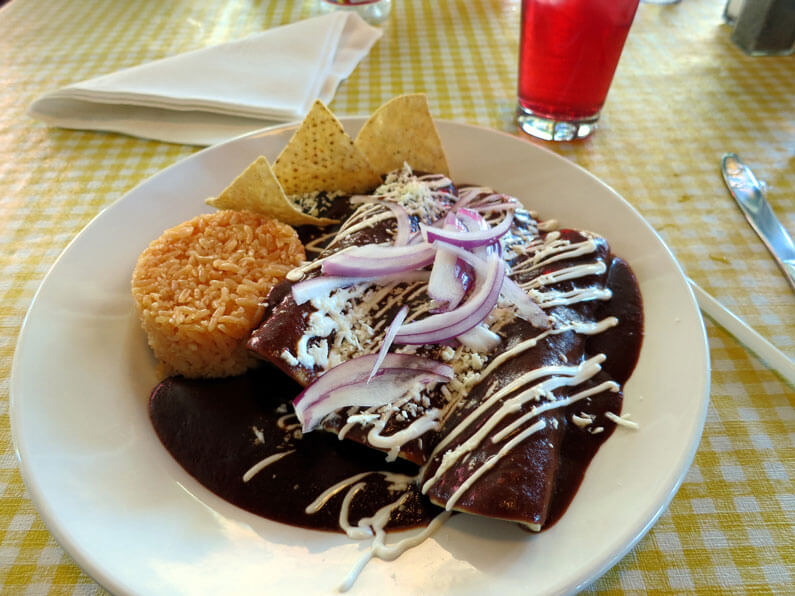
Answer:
[
  {"xmin": 544, "ymin": 257, "xmax": 643, "ymax": 528},
  {"xmin": 149, "ymin": 366, "xmax": 440, "ymax": 532}
]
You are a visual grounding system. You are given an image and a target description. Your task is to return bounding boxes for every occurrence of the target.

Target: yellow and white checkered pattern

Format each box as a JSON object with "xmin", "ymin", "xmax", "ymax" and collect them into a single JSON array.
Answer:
[{"xmin": 1, "ymin": 0, "xmax": 792, "ymax": 593}]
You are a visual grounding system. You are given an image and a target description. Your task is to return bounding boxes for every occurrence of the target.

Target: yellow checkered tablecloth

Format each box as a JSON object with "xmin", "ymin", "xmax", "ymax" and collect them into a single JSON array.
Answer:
[{"xmin": 0, "ymin": 0, "xmax": 792, "ymax": 593}]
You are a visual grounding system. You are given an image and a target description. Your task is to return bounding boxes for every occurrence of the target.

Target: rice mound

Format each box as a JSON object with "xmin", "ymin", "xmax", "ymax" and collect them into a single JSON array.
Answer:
[{"xmin": 132, "ymin": 209, "xmax": 305, "ymax": 378}]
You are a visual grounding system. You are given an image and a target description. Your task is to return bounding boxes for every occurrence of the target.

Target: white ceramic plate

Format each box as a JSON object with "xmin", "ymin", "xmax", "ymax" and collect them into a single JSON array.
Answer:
[{"xmin": 11, "ymin": 120, "xmax": 710, "ymax": 595}]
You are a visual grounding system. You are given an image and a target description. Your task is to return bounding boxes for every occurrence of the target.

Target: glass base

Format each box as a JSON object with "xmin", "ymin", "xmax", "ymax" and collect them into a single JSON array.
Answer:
[
  {"xmin": 516, "ymin": 105, "xmax": 599, "ymax": 142},
  {"xmin": 318, "ymin": 0, "xmax": 392, "ymax": 24}
]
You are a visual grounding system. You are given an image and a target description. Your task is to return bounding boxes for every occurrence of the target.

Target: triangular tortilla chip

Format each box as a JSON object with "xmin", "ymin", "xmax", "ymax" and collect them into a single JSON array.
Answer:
[
  {"xmin": 206, "ymin": 156, "xmax": 337, "ymax": 227},
  {"xmin": 272, "ymin": 100, "xmax": 382, "ymax": 195},
  {"xmin": 354, "ymin": 94, "xmax": 450, "ymax": 177}
]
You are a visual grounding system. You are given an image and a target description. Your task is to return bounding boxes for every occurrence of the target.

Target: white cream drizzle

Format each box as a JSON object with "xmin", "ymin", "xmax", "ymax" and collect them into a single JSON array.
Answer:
[
  {"xmin": 605, "ymin": 411, "xmax": 640, "ymax": 430},
  {"xmin": 444, "ymin": 419, "xmax": 547, "ymax": 510},
  {"xmin": 338, "ymin": 482, "xmax": 374, "ymax": 539},
  {"xmin": 491, "ymin": 380, "xmax": 619, "ymax": 443},
  {"xmin": 524, "ymin": 260, "xmax": 608, "ymax": 288},
  {"xmin": 422, "ymin": 355, "xmax": 610, "ymax": 495},
  {"xmin": 299, "ymin": 466, "xmax": 454, "ymax": 592},
  {"xmin": 571, "ymin": 412, "xmax": 595, "ymax": 428},
  {"xmin": 305, "ymin": 472, "xmax": 369, "ymax": 513},
  {"xmin": 338, "ymin": 510, "xmax": 453, "ymax": 593},
  {"xmin": 276, "ymin": 413, "xmax": 300, "ymax": 432},
  {"xmin": 366, "ymin": 408, "xmax": 442, "ymax": 461},
  {"xmin": 242, "ymin": 450, "xmax": 295, "ymax": 483}
]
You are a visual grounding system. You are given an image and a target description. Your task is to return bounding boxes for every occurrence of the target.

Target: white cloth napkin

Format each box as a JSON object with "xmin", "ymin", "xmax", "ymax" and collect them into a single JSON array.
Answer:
[{"xmin": 27, "ymin": 12, "xmax": 382, "ymax": 146}]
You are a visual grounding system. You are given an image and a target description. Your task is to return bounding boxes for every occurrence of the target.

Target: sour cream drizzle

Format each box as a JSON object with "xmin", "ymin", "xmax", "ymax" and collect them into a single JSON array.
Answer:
[
  {"xmin": 422, "ymin": 354, "xmax": 610, "ymax": 495},
  {"xmin": 242, "ymin": 450, "xmax": 295, "ymax": 483},
  {"xmin": 299, "ymin": 466, "xmax": 452, "ymax": 592},
  {"xmin": 444, "ymin": 418, "xmax": 547, "ymax": 510},
  {"xmin": 339, "ymin": 509, "xmax": 453, "ymax": 592}
]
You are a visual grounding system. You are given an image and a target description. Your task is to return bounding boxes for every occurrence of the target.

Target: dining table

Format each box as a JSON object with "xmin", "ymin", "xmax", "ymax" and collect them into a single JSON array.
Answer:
[{"xmin": 1, "ymin": 0, "xmax": 793, "ymax": 594}]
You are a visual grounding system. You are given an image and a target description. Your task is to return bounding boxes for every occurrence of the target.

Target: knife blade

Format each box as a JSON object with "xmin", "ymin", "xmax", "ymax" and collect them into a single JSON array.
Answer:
[{"xmin": 721, "ymin": 153, "xmax": 795, "ymax": 291}]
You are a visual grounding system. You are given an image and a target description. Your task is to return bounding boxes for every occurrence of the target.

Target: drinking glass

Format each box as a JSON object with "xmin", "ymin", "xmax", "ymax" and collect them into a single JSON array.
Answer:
[
  {"xmin": 318, "ymin": 0, "xmax": 392, "ymax": 24},
  {"xmin": 516, "ymin": 0, "xmax": 641, "ymax": 141}
]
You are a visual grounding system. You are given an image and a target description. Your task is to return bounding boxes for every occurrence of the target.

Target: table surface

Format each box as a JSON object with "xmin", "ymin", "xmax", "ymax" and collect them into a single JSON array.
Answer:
[{"xmin": 1, "ymin": 0, "xmax": 793, "ymax": 593}]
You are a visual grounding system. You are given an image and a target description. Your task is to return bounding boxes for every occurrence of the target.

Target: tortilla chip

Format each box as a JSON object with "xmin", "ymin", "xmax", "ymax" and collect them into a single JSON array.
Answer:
[
  {"xmin": 206, "ymin": 156, "xmax": 337, "ymax": 227},
  {"xmin": 354, "ymin": 94, "xmax": 450, "ymax": 177},
  {"xmin": 272, "ymin": 100, "xmax": 382, "ymax": 195}
]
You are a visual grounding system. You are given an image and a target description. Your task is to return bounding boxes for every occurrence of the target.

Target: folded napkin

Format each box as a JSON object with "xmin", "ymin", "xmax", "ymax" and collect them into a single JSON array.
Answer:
[{"xmin": 28, "ymin": 12, "xmax": 382, "ymax": 146}]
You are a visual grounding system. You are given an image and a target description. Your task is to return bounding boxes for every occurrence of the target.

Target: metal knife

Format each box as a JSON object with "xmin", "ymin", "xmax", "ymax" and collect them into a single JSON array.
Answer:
[{"xmin": 721, "ymin": 153, "xmax": 795, "ymax": 291}]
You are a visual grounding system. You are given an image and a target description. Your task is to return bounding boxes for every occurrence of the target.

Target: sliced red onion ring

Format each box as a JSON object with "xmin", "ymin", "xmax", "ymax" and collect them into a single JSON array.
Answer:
[
  {"xmin": 427, "ymin": 213, "xmax": 468, "ymax": 311},
  {"xmin": 394, "ymin": 255, "xmax": 506, "ymax": 345},
  {"xmin": 453, "ymin": 187, "xmax": 492, "ymax": 211},
  {"xmin": 455, "ymin": 207, "xmax": 503, "ymax": 258},
  {"xmin": 293, "ymin": 353, "xmax": 454, "ymax": 432},
  {"xmin": 457, "ymin": 207, "xmax": 511, "ymax": 237},
  {"xmin": 500, "ymin": 276, "xmax": 549, "ymax": 329},
  {"xmin": 456, "ymin": 207, "xmax": 488, "ymax": 228},
  {"xmin": 427, "ymin": 246, "xmax": 466, "ymax": 311},
  {"xmin": 422, "ymin": 211, "xmax": 514, "ymax": 250},
  {"xmin": 432, "ymin": 242, "xmax": 548, "ymax": 329},
  {"xmin": 368, "ymin": 305, "xmax": 409, "ymax": 381},
  {"xmin": 291, "ymin": 271, "xmax": 430, "ymax": 305},
  {"xmin": 456, "ymin": 325, "xmax": 501, "ymax": 352},
  {"xmin": 350, "ymin": 196, "xmax": 411, "ymax": 246},
  {"xmin": 418, "ymin": 173, "xmax": 454, "ymax": 189},
  {"xmin": 456, "ymin": 187, "xmax": 512, "ymax": 211},
  {"xmin": 321, "ymin": 242, "xmax": 436, "ymax": 277}
]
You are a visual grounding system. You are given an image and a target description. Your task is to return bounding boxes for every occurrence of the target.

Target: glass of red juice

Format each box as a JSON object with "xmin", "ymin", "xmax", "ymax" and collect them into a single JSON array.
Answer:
[{"xmin": 517, "ymin": 0, "xmax": 640, "ymax": 141}]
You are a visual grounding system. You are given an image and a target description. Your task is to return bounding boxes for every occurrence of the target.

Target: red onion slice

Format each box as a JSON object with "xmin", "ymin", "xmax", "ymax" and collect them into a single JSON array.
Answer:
[
  {"xmin": 394, "ymin": 256, "xmax": 506, "ymax": 345},
  {"xmin": 321, "ymin": 242, "xmax": 436, "ymax": 277},
  {"xmin": 293, "ymin": 353, "xmax": 454, "ymax": 432},
  {"xmin": 433, "ymin": 242, "xmax": 548, "ymax": 329},
  {"xmin": 297, "ymin": 371, "xmax": 446, "ymax": 433},
  {"xmin": 291, "ymin": 271, "xmax": 430, "ymax": 305},
  {"xmin": 427, "ymin": 213, "xmax": 468, "ymax": 311},
  {"xmin": 500, "ymin": 275, "xmax": 549, "ymax": 329},
  {"xmin": 427, "ymin": 245, "xmax": 466, "ymax": 311},
  {"xmin": 456, "ymin": 187, "xmax": 513, "ymax": 211},
  {"xmin": 455, "ymin": 207, "xmax": 503, "ymax": 258},
  {"xmin": 368, "ymin": 305, "xmax": 409, "ymax": 381},
  {"xmin": 453, "ymin": 187, "xmax": 492, "ymax": 211},
  {"xmin": 455, "ymin": 208, "xmax": 488, "ymax": 229},
  {"xmin": 422, "ymin": 211, "xmax": 514, "ymax": 250}
]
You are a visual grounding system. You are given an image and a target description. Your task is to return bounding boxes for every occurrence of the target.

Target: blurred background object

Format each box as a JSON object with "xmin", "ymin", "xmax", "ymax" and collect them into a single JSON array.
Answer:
[
  {"xmin": 318, "ymin": 0, "xmax": 392, "ymax": 25},
  {"xmin": 729, "ymin": 0, "xmax": 795, "ymax": 56}
]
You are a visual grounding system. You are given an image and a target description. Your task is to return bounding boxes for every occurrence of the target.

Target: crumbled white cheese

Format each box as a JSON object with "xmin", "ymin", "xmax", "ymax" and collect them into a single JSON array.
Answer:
[
  {"xmin": 439, "ymin": 346, "xmax": 456, "ymax": 362},
  {"xmin": 280, "ymin": 349, "xmax": 300, "ymax": 367},
  {"xmin": 290, "ymin": 190, "xmax": 345, "ymax": 217},
  {"xmin": 296, "ymin": 336, "xmax": 330, "ymax": 369}
]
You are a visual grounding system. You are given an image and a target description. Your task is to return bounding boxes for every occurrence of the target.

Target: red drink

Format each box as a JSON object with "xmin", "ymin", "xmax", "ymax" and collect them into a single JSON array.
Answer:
[{"xmin": 517, "ymin": 0, "xmax": 640, "ymax": 141}]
